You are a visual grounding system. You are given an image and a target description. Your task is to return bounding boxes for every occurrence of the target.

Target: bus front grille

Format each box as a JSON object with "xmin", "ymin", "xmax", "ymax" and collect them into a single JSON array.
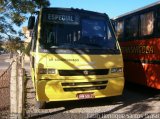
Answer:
[
  {"xmin": 63, "ymin": 86, "xmax": 106, "ymax": 92},
  {"xmin": 61, "ymin": 81, "xmax": 108, "ymax": 86},
  {"xmin": 59, "ymin": 69, "xmax": 109, "ymax": 76},
  {"xmin": 62, "ymin": 81, "xmax": 108, "ymax": 92}
]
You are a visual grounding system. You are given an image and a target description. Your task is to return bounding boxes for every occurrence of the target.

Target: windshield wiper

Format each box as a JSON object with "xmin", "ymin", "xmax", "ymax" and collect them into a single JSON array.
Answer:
[
  {"xmin": 50, "ymin": 43, "xmax": 76, "ymax": 48},
  {"xmin": 50, "ymin": 46, "xmax": 58, "ymax": 48}
]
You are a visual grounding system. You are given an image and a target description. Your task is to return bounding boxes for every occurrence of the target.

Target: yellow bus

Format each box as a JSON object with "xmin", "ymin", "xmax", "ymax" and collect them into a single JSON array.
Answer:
[{"xmin": 28, "ymin": 7, "xmax": 124, "ymax": 108}]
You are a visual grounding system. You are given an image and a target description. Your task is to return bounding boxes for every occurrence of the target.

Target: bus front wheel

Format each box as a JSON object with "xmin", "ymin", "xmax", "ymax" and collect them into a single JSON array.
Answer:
[{"xmin": 35, "ymin": 100, "xmax": 46, "ymax": 109}]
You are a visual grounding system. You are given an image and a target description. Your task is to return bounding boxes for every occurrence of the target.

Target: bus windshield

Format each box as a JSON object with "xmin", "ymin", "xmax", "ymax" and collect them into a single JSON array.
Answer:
[{"xmin": 41, "ymin": 16, "xmax": 116, "ymax": 49}]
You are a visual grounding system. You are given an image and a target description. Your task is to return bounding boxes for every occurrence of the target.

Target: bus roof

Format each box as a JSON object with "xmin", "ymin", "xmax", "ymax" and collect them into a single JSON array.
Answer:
[
  {"xmin": 114, "ymin": 1, "xmax": 160, "ymax": 19},
  {"xmin": 42, "ymin": 7, "xmax": 108, "ymax": 17}
]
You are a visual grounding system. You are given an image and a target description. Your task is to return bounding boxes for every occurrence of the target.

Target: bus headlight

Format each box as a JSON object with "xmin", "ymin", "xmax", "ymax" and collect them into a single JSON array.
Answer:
[
  {"xmin": 39, "ymin": 68, "xmax": 56, "ymax": 74},
  {"xmin": 39, "ymin": 68, "xmax": 47, "ymax": 74},
  {"xmin": 111, "ymin": 67, "xmax": 123, "ymax": 73},
  {"xmin": 48, "ymin": 69, "xmax": 56, "ymax": 74}
]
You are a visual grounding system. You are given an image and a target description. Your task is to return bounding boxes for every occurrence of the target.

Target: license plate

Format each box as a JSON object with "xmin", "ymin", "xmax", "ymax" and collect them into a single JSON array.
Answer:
[{"xmin": 77, "ymin": 93, "xmax": 95, "ymax": 99}]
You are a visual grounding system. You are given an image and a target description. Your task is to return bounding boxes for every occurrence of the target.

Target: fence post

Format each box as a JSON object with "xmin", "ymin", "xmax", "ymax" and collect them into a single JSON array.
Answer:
[
  {"xmin": 17, "ymin": 68, "xmax": 24, "ymax": 119},
  {"xmin": 10, "ymin": 56, "xmax": 25, "ymax": 119},
  {"xmin": 10, "ymin": 59, "xmax": 18, "ymax": 118}
]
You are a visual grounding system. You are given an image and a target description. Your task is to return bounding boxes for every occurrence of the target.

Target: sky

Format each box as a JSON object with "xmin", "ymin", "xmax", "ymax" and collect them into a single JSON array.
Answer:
[
  {"xmin": 50, "ymin": 0, "xmax": 159, "ymax": 18},
  {"xmin": 21, "ymin": 0, "xmax": 159, "ymax": 39}
]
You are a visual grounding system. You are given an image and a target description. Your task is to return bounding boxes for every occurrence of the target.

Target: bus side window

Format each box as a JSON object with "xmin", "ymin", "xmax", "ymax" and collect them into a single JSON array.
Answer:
[
  {"xmin": 125, "ymin": 15, "xmax": 138, "ymax": 40},
  {"xmin": 32, "ymin": 16, "xmax": 39, "ymax": 52},
  {"xmin": 30, "ymin": 17, "xmax": 38, "ymax": 68},
  {"xmin": 156, "ymin": 9, "xmax": 160, "ymax": 34},
  {"xmin": 115, "ymin": 20, "xmax": 124, "ymax": 41},
  {"xmin": 140, "ymin": 11, "xmax": 154, "ymax": 36},
  {"xmin": 31, "ymin": 28, "xmax": 37, "ymax": 52}
]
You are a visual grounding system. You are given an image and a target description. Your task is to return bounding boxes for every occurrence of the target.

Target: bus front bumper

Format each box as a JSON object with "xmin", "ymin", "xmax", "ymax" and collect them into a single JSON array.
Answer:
[{"xmin": 35, "ymin": 77, "xmax": 124, "ymax": 101}]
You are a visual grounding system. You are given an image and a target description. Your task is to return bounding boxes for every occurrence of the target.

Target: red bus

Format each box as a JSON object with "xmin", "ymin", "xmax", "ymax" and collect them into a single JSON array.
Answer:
[{"xmin": 114, "ymin": 2, "xmax": 160, "ymax": 89}]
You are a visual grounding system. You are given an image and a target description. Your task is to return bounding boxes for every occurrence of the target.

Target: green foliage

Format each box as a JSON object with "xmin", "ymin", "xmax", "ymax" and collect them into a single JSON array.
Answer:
[
  {"xmin": 0, "ymin": 0, "xmax": 50, "ymax": 39},
  {"xmin": 0, "ymin": 0, "xmax": 50, "ymax": 54},
  {"xmin": 4, "ymin": 37, "xmax": 24, "ymax": 53},
  {"xmin": 0, "ymin": 40, "xmax": 3, "ymax": 50}
]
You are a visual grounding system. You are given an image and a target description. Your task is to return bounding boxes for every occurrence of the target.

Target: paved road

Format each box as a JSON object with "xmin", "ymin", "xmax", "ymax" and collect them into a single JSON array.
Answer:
[
  {"xmin": 0, "ymin": 54, "xmax": 12, "ymax": 69},
  {"xmin": 24, "ymin": 62, "xmax": 160, "ymax": 119}
]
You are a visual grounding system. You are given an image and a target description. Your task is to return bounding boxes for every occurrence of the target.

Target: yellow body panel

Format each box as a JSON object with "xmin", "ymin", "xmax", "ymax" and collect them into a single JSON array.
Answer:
[
  {"xmin": 31, "ymin": 53, "xmax": 125, "ymax": 101},
  {"xmin": 36, "ymin": 78, "xmax": 124, "ymax": 101}
]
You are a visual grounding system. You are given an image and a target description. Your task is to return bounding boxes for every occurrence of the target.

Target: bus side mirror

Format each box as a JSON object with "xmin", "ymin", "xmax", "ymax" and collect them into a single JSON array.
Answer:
[{"xmin": 28, "ymin": 16, "xmax": 35, "ymax": 30}]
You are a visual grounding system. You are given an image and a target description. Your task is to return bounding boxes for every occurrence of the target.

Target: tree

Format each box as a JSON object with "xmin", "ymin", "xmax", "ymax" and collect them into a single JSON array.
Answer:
[
  {"xmin": 0, "ymin": 40, "xmax": 3, "ymax": 51},
  {"xmin": 4, "ymin": 37, "xmax": 25, "ymax": 58},
  {"xmin": 4, "ymin": 37, "xmax": 20, "ymax": 52},
  {"xmin": 0, "ymin": 0, "xmax": 50, "ymax": 39},
  {"xmin": 0, "ymin": 0, "xmax": 50, "ymax": 57}
]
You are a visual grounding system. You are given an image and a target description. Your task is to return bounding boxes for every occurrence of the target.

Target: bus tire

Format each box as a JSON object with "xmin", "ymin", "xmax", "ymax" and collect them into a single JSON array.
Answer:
[{"xmin": 36, "ymin": 100, "xmax": 46, "ymax": 109}]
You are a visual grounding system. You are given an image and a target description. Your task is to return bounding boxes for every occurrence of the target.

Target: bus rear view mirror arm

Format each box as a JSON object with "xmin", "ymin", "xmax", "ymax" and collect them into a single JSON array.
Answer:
[{"xmin": 28, "ymin": 16, "xmax": 35, "ymax": 30}]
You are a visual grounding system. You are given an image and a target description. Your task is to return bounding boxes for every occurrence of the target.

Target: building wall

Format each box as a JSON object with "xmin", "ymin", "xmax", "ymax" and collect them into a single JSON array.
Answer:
[
  {"xmin": 22, "ymin": 27, "xmax": 32, "ymax": 48},
  {"xmin": 22, "ymin": 27, "xmax": 32, "ymax": 44}
]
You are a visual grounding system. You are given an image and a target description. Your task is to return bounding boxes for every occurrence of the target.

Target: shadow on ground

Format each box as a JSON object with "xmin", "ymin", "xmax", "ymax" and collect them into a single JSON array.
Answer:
[{"xmin": 25, "ymin": 81, "xmax": 160, "ymax": 119}]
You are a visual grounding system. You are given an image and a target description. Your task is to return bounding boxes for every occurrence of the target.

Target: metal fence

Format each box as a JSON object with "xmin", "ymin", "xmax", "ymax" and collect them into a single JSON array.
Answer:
[{"xmin": 0, "ymin": 61, "xmax": 14, "ymax": 118}]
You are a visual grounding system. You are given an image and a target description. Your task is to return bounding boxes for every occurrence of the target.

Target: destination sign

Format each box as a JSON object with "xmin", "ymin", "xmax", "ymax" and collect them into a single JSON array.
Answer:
[{"xmin": 46, "ymin": 13, "xmax": 80, "ymax": 25}]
